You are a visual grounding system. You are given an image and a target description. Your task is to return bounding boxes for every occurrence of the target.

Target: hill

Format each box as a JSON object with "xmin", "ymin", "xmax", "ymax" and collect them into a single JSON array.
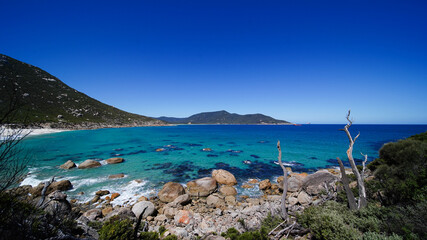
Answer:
[
  {"xmin": 0, "ymin": 54, "xmax": 164, "ymax": 129},
  {"xmin": 157, "ymin": 110, "xmax": 290, "ymax": 124}
]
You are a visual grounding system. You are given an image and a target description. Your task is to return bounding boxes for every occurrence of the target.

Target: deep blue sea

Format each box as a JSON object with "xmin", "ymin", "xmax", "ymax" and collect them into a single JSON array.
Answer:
[{"xmin": 20, "ymin": 124, "xmax": 427, "ymax": 205}]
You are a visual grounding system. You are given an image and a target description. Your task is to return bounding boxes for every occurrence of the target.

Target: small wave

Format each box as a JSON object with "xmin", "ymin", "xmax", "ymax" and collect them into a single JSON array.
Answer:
[
  {"xmin": 107, "ymin": 179, "xmax": 153, "ymax": 207},
  {"xmin": 69, "ymin": 176, "xmax": 109, "ymax": 191}
]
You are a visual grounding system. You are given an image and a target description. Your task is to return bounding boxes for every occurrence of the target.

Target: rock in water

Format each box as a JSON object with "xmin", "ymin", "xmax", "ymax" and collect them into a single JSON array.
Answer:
[
  {"xmin": 108, "ymin": 173, "xmax": 125, "ymax": 179},
  {"xmin": 60, "ymin": 160, "xmax": 76, "ymax": 169},
  {"xmin": 106, "ymin": 157, "xmax": 124, "ymax": 164},
  {"xmin": 212, "ymin": 169, "xmax": 237, "ymax": 186},
  {"xmin": 158, "ymin": 182, "xmax": 185, "ymax": 203},
  {"xmin": 78, "ymin": 159, "xmax": 101, "ymax": 169},
  {"xmin": 186, "ymin": 177, "xmax": 217, "ymax": 197},
  {"xmin": 132, "ymin": 201, "xmax": 155, "ymax": 219}
]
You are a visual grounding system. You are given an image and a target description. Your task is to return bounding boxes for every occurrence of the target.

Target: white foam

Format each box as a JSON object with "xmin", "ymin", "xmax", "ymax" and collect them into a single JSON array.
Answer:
[
  {"xmin": 107, "ymin": 179, "xmax": 153, "ymax": 207},
  {"xmin": 69, "ymin": 177, "xmax": 109, "ymax": 191}
]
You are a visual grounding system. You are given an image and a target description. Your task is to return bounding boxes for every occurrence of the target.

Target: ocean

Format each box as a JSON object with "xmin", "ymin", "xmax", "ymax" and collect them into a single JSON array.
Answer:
[{"xmin": 19, "ymin": 124, "xmax": 427, "ymax": 205}]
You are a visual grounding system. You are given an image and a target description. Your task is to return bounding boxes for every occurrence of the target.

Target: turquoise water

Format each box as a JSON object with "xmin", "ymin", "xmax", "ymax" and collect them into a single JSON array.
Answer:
[{"xmin": 19, "ymin": 124, "xmax": 427, "ymax": 205}]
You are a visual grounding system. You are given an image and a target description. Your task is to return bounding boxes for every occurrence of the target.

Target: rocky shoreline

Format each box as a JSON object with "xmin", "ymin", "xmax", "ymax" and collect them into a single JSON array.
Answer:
[{"xmin": 9, "ymin": 165, "xmax": 356, "ymax": 239}]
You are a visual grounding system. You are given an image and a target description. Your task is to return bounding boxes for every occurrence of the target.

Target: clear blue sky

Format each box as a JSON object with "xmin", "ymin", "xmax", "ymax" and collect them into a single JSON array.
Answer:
[{"xmin": 1, "ymin": 1, "xmax": 426, "ymax": 124}]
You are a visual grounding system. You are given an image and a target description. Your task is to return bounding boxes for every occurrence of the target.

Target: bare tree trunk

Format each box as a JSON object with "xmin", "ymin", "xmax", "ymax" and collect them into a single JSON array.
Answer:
[
  {"xmin": 340, "ymin": 110, "xmax": 367, "ymax": 209},
  {"xmin": 277, "ymin": 141, "xmax": 288, "ymax": 220},
  {"xmin": 337, "ymin": 157, "xmax": 357, "ymax": 210}
]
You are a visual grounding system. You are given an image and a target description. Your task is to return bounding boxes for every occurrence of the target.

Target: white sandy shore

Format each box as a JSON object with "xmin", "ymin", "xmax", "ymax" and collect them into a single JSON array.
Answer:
[{"xmin": 0, "ymin": 127, "xmax": 69, "ymax": 139}]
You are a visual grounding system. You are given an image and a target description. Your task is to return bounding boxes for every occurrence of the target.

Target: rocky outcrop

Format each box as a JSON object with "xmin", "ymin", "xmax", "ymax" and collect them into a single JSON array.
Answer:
[
  {"xmin": 186, "ymin": 177, "xmax": 217, "ymax": 197},
  {"xmin": 106, "ymin": 157, "xmax": 124, "ymax": 164},
  {"xmin": 212, "ymin": 169, "xmax": 237, "ymax": 186},
  {"xmin": 302, "ymin": 170, "xmax": 338, "ymax": 195},
  {"xmin": 78, "ymin": 159, "xmax": 101, "ymax": 169},
  {"xmin": 30, "ymin": 180, "xmax": 73, "ymax": 197},
  {"xmin": 158, "ymin": 182, "xmax": 185, "ymax": 203},
  {"xmin": 59, "ymin": 160, "xmax": 76, "ymax": 169},
  {"xmin": 83, "ymin": 209, "xmax": 103, "ymax": 221},
  {"xmin": 259, "ymin": 179, "xmax": 271, "ymax": 190}
]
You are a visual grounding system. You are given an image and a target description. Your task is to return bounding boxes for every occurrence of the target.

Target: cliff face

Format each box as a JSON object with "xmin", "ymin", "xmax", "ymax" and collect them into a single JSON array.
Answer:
[{"xmin": 0, "ymin": 54, "xmax": 164, "ymax": 129}]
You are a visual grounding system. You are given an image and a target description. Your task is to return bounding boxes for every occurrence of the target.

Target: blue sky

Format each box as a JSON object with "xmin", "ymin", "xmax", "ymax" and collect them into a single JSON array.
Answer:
[{"xmin": 1, "ymin": 1, "xmax": 426, "ymax": 124}]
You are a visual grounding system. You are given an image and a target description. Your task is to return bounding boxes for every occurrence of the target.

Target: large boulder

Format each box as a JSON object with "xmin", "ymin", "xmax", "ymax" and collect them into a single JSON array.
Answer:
[
  {"xmin": 167, "ymin": 194, "xmax": 191, "ymax": 207},
  {"xmin": 212, "ymin": 169, "xmax": 237, "ymax": 186},
  {"xmin": 30, "ymin": 180, "xmax": 73, "ymax": 197},
  {"xmin": 219, "ymin": 185, "xmax": 237, "ymax": 196},
  {"xmin": 83, "ymin": 209, "xmax": 102, "ymax": 221},
  {"xmin": 287, "ymin": 175, "xmax": 303, "ymax": 192},
  {"xmin": 132, "ymin": 201, "xmax": 155, "ymax": 219},
  {"xmin": 297, "ymin": 191, "xmax": 312, "ymax": 206},
  {"xmin": 78, "ymin": 159, "xmax": 101, "ymax": 169},
  {"xmin": 186, "ymin": 177, "xmax": 217, "ymax": 197},
  {"xmin": 104, "ymin": 207, "xmax": 135, "ymax": 220},
  {"xmin": 60, "ymin": 160, "xmax": 76, "ymax": 169},
  {"xmin": 106, "ymin": 157, "xmax": 124, "ymax": 164},
  {"xmin": 303, "ymin": 171, "xmax": 338, "ymax": 195},
  {"xmin": 158, "ymin": 182, "xmax": 185, "ymax": 203},
  {"xmin": 42, "ymin": 190, "xmax": 72, "ymax": 216}
]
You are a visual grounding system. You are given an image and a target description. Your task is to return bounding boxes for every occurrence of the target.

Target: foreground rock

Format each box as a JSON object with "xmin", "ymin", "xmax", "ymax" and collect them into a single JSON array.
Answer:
[
  {"xmin": 30, "ymin": 180, "xmax": 73, "ymax": 197},
  {"xmin": 212, "ymin": 169, "xmax": 237, "ymax": 186},
  {"xmin": 78, "ymin": 159, "xmax": 101, "ymax": 169},
  {"xmin": 158, "ymin": 182, "xmax": 185, "ymax": 203},
  {"xmin": 187, "ymin": 177, "xmax": 217, "ymax": 197},
  {"xmin": 132, "ymin": 201, "xmax": 155, "ymax": 218},
  {"xmin": 106, "ymin": 157, "xmax": 124, "ymax": 164},
  {"xmin": 59, "ymin": 160, "xmax": 76, "ymax": 169},
  {"xmin": 302, "ymin": 170, "xmax": 338, "ymax": 195}
]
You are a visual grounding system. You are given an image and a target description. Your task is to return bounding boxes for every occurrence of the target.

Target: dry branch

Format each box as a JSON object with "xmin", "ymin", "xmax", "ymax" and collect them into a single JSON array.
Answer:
[{"xmin": 277, "ymin": 140, "xmax": 288, "ymax": 220}]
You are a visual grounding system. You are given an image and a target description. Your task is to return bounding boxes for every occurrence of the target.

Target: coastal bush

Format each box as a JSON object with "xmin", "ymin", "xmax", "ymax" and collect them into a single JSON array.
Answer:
[
  {"xmin": 222, "ymin": 227, "xmax": 269, "ymax": 240},
  {"xmin": 260, "ymin": 213, "xmax": 283, "ymax": 232},
  {"xmin": 163, "ymin": 235, "xmax": 178, "ymax": 240},
  {"xmin": 368, "ymin": 137, "xmax": 427, "ymax": 205},
  {"xmin": 362, "ymin": 232, "xmax": 403, "ymax": 240},
  {"xmin": 99, "ymin": 217, "xmax": 134, "ymax": 240},
  {"xmin": 139, "ymin": 231, "xmax": 159, "ymax": 240}
]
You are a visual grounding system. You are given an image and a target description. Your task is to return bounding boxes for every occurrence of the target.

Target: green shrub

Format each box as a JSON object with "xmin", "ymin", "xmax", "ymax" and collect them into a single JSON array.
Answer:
[
  {"xmin": 99, "ymin": 217, "xmax": 134, "ymax": 240},
  {"xmin": 362, "ymin": 232, "xmax": 403, "ymax": 240},
  {"xmin": 158, "ymin": 225, "xmax": 166, "ymax": 236},
  {"xmin": 298, "ymin": 201, "xmax": 361, "ymax": 240},
  {"xmin": 369, "ymin": 139, "xmax": 427, "ymax": 205},
  {"xmin": 260, "ymin": 213, "xmax": 283, "ymax": 232},
  {"xmin": 222, "ymin": 227, "xmax": 268, "ymax": 240},
  {"xmin": 163, "ymin": 235, "xmax": 178, "ymax": 240}
]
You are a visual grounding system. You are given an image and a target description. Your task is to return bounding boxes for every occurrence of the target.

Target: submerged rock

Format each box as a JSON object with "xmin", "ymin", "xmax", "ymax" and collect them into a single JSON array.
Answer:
[{"xmin": 108, "ymin": 173, "xmax": 125, "ymax": 179}]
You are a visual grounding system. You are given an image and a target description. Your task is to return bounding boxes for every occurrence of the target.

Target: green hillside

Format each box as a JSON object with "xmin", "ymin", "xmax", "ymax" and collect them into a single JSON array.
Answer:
[
  {"xmin": 157, "ymin": 110, "xmax": 290, "ymax": 124},
  {"xmin": 0, "ymin": 54, "xmax": 163, "ymax": 129}
]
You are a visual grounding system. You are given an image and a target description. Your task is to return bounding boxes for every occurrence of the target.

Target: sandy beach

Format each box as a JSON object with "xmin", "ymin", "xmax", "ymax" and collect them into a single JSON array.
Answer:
[{"xmin": 0, "ymin": 127, "xmax": 68, "ymax": 140}]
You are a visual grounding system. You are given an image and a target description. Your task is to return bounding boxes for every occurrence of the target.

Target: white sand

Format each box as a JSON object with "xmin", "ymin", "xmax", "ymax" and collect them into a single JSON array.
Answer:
[{"xmin": 0, "ymin": 127, "xmax": 68, "ymax": 140}]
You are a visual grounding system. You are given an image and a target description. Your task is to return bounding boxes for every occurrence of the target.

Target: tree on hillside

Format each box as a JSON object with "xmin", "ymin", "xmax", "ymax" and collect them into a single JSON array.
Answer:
[{"xmin": 337, "ymin": 110, "xmax": 367, "ymax": 209}]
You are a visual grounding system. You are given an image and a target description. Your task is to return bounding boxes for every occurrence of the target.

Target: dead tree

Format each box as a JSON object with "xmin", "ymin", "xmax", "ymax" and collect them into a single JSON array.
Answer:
[
  {"xmin": 339, "ymin": 110, "xmax": 367, "ymax": 209},
  {"xmin": 277, "ymin": 140, "xmax": 288, "ymax": 220}
]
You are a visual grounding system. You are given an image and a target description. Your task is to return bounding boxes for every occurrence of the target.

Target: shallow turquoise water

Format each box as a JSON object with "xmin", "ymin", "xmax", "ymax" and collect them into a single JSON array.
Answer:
[{"xmin": 19, "ymin": 124, "xmax": 427, "ymax": 205}]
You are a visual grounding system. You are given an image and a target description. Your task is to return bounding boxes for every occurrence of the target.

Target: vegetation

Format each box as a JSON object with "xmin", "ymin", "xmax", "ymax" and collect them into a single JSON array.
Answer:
[
  {"xmin": 157, "ymin": 110, "xmax": 290, "ymax": 124},
  {"xmin": 300, "ymin": 132, "xmax": 427, "ymax": 240},
  {"xmin": 0, "ymin": 54, "xmax": 161, "ymax": 127}
]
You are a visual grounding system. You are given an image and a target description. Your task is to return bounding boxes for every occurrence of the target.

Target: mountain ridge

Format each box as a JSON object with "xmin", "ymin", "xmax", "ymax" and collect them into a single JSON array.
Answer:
[
  {"xmin": 0, "ymin": 54, "xmax": 164, "ymax": 129},
  {"xmin": 157, "ymin": 110, "xmax": 291, "ymax": 125}
]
